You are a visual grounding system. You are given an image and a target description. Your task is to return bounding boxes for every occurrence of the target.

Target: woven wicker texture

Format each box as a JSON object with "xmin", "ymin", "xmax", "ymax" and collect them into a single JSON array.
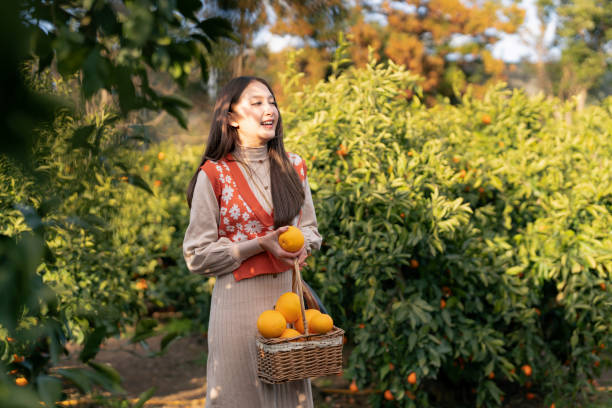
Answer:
[
  {"xmin": 255, "ymin": 260, "xmax": 344, "ymax": 384},
  {"xmin": 256, "ymin": 327, "xmax": 344, "ymax": 384}
]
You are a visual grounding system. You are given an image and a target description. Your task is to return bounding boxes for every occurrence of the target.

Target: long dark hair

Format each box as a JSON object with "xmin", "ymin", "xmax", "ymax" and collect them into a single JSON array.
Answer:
[{"xmin": 186, "ymin": 76, "xmax": 304, "ymax": 228}]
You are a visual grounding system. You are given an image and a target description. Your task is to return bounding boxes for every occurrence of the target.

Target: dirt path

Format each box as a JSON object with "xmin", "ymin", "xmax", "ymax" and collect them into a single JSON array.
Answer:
[
  {"xmin": 55, "ymin": 331, "xmax": 612, "ymax": 407},
  {"xmin": 55, "ymin": 331, "xmax": 366, "ymax": 407}
]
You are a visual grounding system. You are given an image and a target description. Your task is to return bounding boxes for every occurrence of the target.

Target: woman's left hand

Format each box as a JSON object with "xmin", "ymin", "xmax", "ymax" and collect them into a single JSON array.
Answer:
[
  {"xmin": 276, "ymin": 245, "xmax": 308, "ymax": 268},
  {"xmin": 294, "ymin": 246, "xmax": 309, "ymax": 268}
]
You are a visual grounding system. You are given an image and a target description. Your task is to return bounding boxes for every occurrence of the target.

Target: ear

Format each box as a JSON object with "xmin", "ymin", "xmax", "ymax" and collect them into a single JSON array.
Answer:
[{"xmin": 228, "ymin": 112, "xmax": 239, "ymax": 128}]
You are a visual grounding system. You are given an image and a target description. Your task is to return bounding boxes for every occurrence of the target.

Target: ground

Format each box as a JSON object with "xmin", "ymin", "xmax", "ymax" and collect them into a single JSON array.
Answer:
[
  {"xmin": 55, "ymin": 330, "xmax": 370, "ymax": 408},
  {"xmin": 54, "ymin": 331, "xmax": 612, "ymax": 408}
]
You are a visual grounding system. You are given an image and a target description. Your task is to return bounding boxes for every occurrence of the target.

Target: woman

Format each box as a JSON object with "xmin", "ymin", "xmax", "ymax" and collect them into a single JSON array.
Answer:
[{"xmin": 183, "ymin": 76, "xmax": 322, "ymax": 407}]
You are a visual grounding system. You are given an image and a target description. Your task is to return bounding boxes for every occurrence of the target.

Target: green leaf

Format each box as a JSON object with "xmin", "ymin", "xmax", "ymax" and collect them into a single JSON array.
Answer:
[
  {"xmin": 37, "ymin": 375, "xmax": 62, "ymax": 407},
  {"xmin": 132, "ymin": 387, "xmax": 156, "ymax": 408},
  {"xmin": 126, "ymin": 174, "xmax": 154, "ymax": 195},
  {"xmin": 79, "ymin": 326, "xmax": 107, "ymax": 362},
  {"xmin": 71, "ymin": 125, "xmax": 96, "ymax": 149},
  {"xmin": 87, "ymin": 361, "xmax": 123, "ymax": 392},
  {"xmin": 56, "ymin": 368, "xmax": 93, "ymax": 393},
  {"xmin": 131, "ymin": 318, "xmax": 159, "ymax": 343}
]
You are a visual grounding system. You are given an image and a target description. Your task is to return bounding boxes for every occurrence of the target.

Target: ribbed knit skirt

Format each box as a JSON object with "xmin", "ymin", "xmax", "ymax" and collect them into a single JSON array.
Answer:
[{"xmin": 204, "ymin": 269, "xmax": 314, "ymax": 408}]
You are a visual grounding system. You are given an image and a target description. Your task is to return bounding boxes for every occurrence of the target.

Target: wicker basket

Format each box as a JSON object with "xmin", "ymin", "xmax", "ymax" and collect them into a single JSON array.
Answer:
[{"xmin": 256, "ymin": 260, "xmax": 344, "ymax": 384}]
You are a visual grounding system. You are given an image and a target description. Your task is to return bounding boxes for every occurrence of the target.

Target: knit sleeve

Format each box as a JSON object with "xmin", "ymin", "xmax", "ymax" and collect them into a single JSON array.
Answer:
[{"xmin": 183, "ymin": 170, "xmax": 243, "ymax": 276}]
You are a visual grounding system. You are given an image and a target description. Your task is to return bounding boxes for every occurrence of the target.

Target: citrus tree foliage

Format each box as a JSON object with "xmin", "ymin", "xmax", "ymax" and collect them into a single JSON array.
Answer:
[
  {"xmin": 282, "ymin": 53, "xmax": 612, "ymax": 406},
  {"xmin": 20, "ymin": 0, "xmax": 232, "ymax": 126},
  {"xmin": 0, "ymin": 67, "xmax": 208, "ymax": 404},
  {"xmin": 349, "ymin": 0, "xmax": 525, "ymax": 101},
  {"xmin": 1, "ymin": 0, "xmax": 230, "ymax": 404}
]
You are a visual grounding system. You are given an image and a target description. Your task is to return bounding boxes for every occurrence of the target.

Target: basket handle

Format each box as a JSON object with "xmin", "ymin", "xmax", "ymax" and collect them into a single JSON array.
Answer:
[{"xmin": 292, "ymin": 259, "xmax": 309, "ymax": 336}]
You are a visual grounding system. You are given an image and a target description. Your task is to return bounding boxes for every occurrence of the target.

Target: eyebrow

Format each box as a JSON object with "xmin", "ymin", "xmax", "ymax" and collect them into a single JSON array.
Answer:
[{"xmin": 247, "ymin": 94, "xmax": 275, "ymax": 101}]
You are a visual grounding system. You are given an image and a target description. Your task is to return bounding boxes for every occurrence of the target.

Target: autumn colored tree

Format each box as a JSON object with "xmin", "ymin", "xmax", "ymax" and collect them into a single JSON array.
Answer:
[
  {"xmin": 206, "ymin": 0, "xmax": 347, "ymax": 78},
  {"xmin": 350, "ymin": 0, "xmax": 525, "ymax": 101}
]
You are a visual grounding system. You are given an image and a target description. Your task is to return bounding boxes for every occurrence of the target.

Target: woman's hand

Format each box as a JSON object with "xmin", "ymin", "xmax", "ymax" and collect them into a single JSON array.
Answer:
[{"xmin": 257, "ymin": 226, "xmax": 308, "ymax": 267}]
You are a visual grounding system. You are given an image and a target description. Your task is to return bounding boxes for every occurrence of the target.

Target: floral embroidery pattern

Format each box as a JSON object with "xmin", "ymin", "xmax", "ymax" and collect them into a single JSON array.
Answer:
[
  {"xmin": 203, "ymin": 153, "xmax": 306, "ymax": 247},
  {"xmin": 221, "ymin": 186, "xmax": 234, "ymax": 204},
  {"xmin": 229, "ymin": 204, "xmax": 241, "ymax": 220},
  {"xmin": 244, "ymin": 220, "xmax": 263, "ymax": 234}
]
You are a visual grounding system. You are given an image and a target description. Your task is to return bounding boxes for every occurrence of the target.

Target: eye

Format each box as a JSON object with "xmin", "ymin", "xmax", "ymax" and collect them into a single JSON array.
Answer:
[{"xmin": 252, "ymin": 102, "xmax": 262, "ymax": 106}]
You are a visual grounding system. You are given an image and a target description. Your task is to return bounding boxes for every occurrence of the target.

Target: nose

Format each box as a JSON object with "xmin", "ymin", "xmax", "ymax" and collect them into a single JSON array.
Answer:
[{"xmin": 264, "ymin": 102, "xmax": 276, "ymax": 116}]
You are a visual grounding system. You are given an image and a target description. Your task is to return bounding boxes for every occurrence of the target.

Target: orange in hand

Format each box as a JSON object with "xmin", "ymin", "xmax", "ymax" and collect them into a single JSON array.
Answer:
[{"xmin": 278, "ymin": 226, "xmax": 304, "ymax": 253}]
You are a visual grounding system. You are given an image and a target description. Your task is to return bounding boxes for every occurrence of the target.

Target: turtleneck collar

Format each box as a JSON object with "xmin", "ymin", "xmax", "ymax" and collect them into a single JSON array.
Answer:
[{"xmin": 233, "ymin": 143, "xmax": 269, "ymax": 162}]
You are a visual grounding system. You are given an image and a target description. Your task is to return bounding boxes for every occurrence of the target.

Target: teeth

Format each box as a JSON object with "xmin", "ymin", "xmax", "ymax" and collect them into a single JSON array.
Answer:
[{"xmin": 262, "ymin": 120, "xmax": 273, "ymax": 125}]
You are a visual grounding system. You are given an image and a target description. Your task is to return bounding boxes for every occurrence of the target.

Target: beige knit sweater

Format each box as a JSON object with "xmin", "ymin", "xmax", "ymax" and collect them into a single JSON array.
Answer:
[{"xmin": 183, "ymin": 145, "xmax": 322, "ymax": 408}]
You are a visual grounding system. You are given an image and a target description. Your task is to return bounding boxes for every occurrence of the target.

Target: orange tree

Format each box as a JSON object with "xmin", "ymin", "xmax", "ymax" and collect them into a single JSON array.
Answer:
[
  {"xmin": 281, "ymin": 50, "xmax": 612, "ymax": 406},
  {"xmin": 0, "ymin": 0, "xmax": 231, "ymax": 404},
  {"xmin": 0, "ymin": 71, "xmax": 209, "ymax": 406}
]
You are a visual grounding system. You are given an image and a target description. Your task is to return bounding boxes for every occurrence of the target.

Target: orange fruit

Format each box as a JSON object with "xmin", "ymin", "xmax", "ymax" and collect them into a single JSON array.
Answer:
[
  {"xmin": 275, "ymin": 292, "xmax": 301, "ymax": 323},
  {"xmin": 600, "ymin": 282, "xmax": 606, "ymax": 291},
  {"xmin": 526, "ymin": 392, "xmax": 536, "ymax": 400},
  {"xmin": 135, "ymin": 279, "xmax": 148, "ymax": 290},
  {"xmin": 154, "ymin": 180, "xmax": 162, "ymax": 187},
  {"xmin": 15, "ymin": 377, "xmax": 28, "ymax": 386},
  {"xmin": 389, "ymin": 362, "xmax": 395, "ymax": 371},
  {"xmin": 521, "ymin": 364, "xmax": 532, "ymax": 376},
  {"xmin": 407, "ymin": 372, "xmax": 417, "ymax": 384},
  {"xmin": 481, "ymin": 114, "xmax": 491, "ymax": 125},
  {"xmin": 6, "ymin": 337, "xmax": 14, "ymax": 342},
  {"xmin": 158, "ymin": 152, "xmax": 165, "ymax": 160},
  {"xmin": 336, "ymin": 144, "xmax": 348, "ymax": 157},
  {"xmin": 488, "ymin": 372, "xmax": 495, "ymax": 379},
  {"xmin": 383, "ymin": 390, "xmax": 394, "ymax": 400},
  {"xmin": 406, "ymin": 390, "xmax": 416, "ymax": 400},
  {"xmin": 294, "ymin": 309, "xmax": 321, "ymax": 334},
  {"xmin": 143, "ymin": 164, "xmax": 150, "ymax": 171},
  {"xmin": 410, "ymin": 259, "xmax": 419, "ymax": 268},
  {"xmin": 257, "ymin": 310, "xmax": 287, "ymax": 338},
  {"xmin": 13, "ymin": 354, "xmax": 24, "ymax": 363},
  {"xmin": 278, "ymin": 226, "xmax": 304, "ymax": 253},
  {"xmin": 280, "ymin": 328, "xmax": 301, "ymax": 339},
  {"xmin": 310, "ymin": 313, "xmax": 333, "ymax": 334},
  {"xmin": 440, "ymin": 299, "xmax": 446, "ymax": 309},
  {"xmin": 349, "ymin": 380, "xmax": 358, "ymax": 393}
]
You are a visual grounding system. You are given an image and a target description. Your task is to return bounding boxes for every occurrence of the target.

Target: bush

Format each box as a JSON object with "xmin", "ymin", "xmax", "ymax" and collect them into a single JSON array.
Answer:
[
  {"xmin": 0, "ymin": 71, "xmax": 208, "ymax": 405},
  {"xmin": 282, "ymin": 55, "xmax": 612, "ymax": 407}
]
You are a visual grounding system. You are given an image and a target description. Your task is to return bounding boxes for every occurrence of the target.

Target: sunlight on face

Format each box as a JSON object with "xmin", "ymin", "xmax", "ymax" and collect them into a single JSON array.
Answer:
[{"xmin": 229, "ymin": 81, "xmax": 279, "ymax": 147}]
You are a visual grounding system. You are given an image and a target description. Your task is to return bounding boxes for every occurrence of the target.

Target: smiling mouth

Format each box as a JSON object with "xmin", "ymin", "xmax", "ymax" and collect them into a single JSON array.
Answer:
[{"xmin": 261, "ymin": 120, "xmax": 274, "ymax": 127}]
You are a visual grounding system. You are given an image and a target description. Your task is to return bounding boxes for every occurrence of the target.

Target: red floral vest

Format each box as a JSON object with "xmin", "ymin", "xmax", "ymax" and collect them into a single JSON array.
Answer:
[{"xmin": 201, "ymin": 152, "xmax": 307, "ymax": 281}]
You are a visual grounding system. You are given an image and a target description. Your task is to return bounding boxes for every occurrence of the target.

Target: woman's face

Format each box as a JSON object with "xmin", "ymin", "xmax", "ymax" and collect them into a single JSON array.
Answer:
[{"xmin": 229, "ymin": 81, "xmax": 279, "ymax": 147}]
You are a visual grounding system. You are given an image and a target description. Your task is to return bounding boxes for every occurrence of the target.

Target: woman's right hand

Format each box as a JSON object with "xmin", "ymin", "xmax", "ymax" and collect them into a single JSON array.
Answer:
[{"xmin": 257, "ymin": 226, "xmax": 302, "ymax": 267}]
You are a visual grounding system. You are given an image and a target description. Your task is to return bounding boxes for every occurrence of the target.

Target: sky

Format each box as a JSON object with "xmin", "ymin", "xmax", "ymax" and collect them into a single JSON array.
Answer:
[{"xmin": 253, "ymin": 0, "xmax": 558, "ymax": 64}]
